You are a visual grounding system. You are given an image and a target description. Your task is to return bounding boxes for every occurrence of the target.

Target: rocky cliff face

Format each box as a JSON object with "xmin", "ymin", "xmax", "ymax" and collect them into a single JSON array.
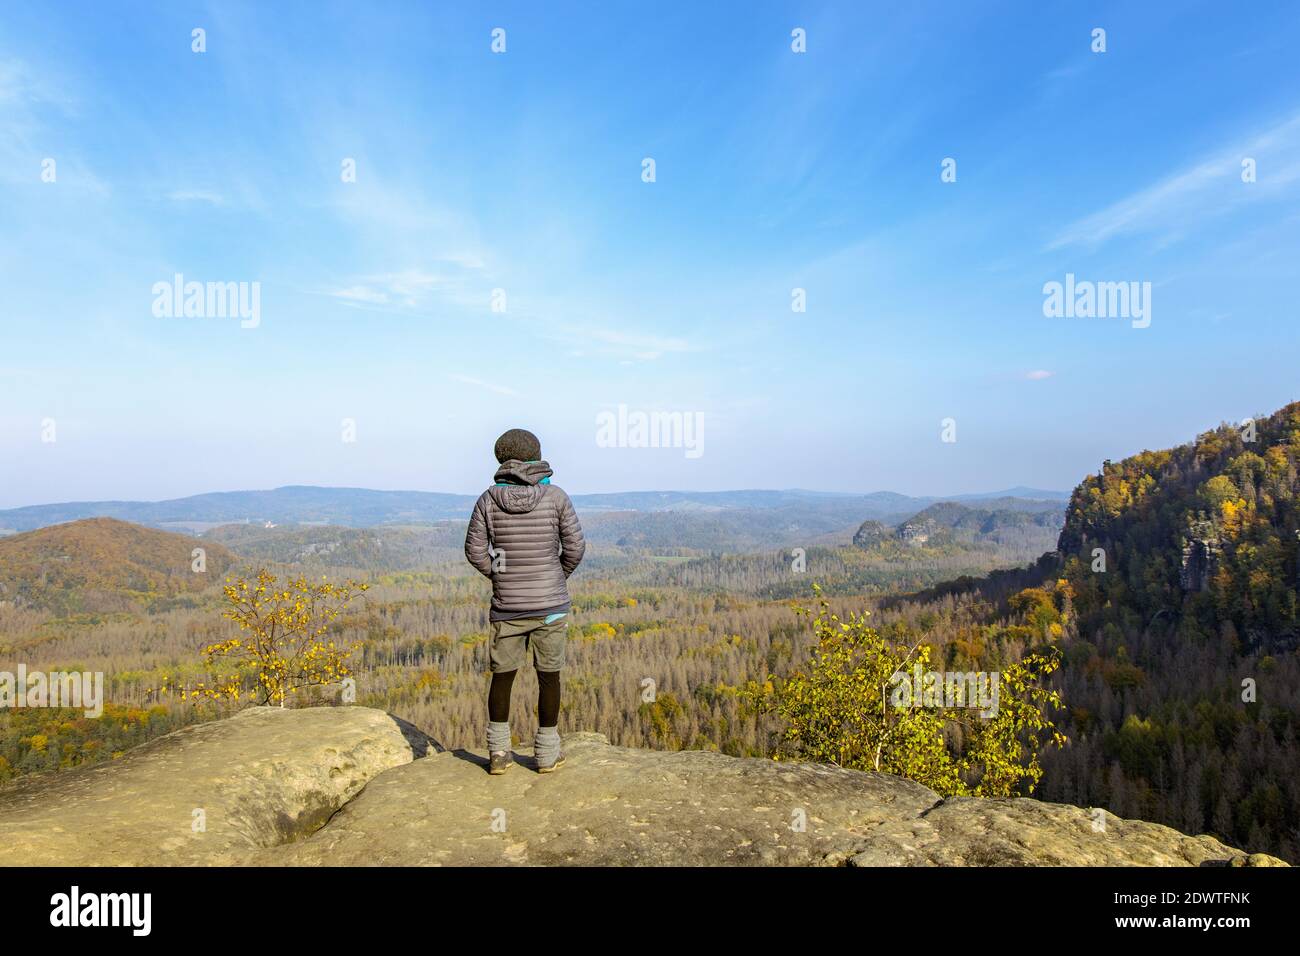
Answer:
[
  {"xmin": 851, "ymin": 520, "xmax": 889, "ymax": 548},
  {"xmin": 854, "ymin": 503, "xmax": 1063, "ymax": 553},
  {"xmin": 897, "ymin": 518, "xmax": 937, "ymax": 547},
  {"xmin": 1179, "ymin": 521, "xmax": 1222, "ymax": 592},
  {"xmin": 0, "ymin": 707, "xmax": 1284, "ymax": 867}
]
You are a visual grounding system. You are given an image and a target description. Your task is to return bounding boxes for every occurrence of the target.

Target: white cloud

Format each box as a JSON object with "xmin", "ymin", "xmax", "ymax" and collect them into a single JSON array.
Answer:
[
  {"xmin": 331, "ymin": 284, "xmax": 390, "ymax": 305},
  {"xmin": 1044, "ymin": 62, "xmax": 1086, "ymax": 82},
  {"xmin": 555, "ymin": 325, "xmax": 696, "ymax": 362},
  {"xmin": 0, "ymin": 58, "xmax": 70, "ymax": 109},
  {"xmin": 0, "ymin": 58, "xmax": 106, "ymax": 193},
  {"xmin": 168, "ymin": 189, "xmax": 226, "ymax": 206},
  {"xmin": 1049, "ymin": 113, "xmax": 1300, "ymax": 250},
  {"xmin": 451, "ymin": 374, "xmax": 518, "ymax": 397},
  {"xmin": 326, "ymin": 265, "xmax": 484, "ymax": 310},
  {"xmin": 1025, "ymin": 370, "xmax": 1054, "ymax": 381}
]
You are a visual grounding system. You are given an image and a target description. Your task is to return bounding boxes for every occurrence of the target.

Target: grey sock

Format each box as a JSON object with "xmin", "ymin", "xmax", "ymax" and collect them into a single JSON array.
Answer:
[
  {"xmin": 534, "ymin": 725, "xmax": 561, "ymax": 766},
  {"xmin": 487, "ymin": 721, "xmax": 512, "ymax": 753}
]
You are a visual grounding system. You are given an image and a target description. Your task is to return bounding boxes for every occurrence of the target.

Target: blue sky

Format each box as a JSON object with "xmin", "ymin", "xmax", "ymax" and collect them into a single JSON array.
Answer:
[{"xmin": 3, "ymin": 0, "xmax": 1299, "ymax": 508}]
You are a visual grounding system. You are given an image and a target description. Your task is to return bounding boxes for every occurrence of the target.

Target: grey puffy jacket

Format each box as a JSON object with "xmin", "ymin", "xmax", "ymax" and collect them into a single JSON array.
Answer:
[{"xmin": 464, "ymin": 459, "xmax": 586, "ymax": 621}]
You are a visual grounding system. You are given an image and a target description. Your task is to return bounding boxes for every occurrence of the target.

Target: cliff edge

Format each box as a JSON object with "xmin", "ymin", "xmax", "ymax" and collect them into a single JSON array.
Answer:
[{"xmin": 0, "ymin": 706, "xmax": 1284, "ymax": 867}]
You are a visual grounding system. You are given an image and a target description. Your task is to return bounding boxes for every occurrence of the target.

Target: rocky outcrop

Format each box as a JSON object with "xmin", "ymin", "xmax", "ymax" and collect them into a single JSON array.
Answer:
[
  {"xmin": 897, "ymin": 518, "xmax": 937, "ymax": 547},
  {"xmin": 855, "ymin": 504, "xmax": 1063, "ymax": 553},
  {"xmin": 0, "ymin": 707, "xmax": 1284, "ymax": 867},
  {"xmin": 1179, "ymin": 522, "xmax": 1221, "ymax": 592},
  {"xmin": 852, "ymin": 520, "xmax": 889, "ymax": 548},
  {"xmin": 0, "ymin": 706, "xmax": 434, "ymax": 866}
]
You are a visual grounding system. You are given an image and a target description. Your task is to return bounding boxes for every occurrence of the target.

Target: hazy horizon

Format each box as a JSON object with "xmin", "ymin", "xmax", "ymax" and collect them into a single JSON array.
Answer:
[{"xmin": 0, "ymin": 480, "xmax": 1075, "ymax": 515}]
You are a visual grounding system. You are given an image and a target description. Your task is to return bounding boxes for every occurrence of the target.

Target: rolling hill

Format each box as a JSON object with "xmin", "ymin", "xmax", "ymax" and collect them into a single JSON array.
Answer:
[
  {"xmin": 1059, "ymin": 401, "xmax": 1300, "ymax": 651},
  {"xmin": 0, "ymin": 518, "xmax": 238, "ymax": 615},
  {"xmin": 202, "ymin": 522, "xmax": 464, "ymax": 570},
  {"xmin": 848, "ymin": 401, "xmax": 1300, "ymax": 862},
  {"xmin": 1034, "ymin": 401, "xmax": 1300, "ymax": 861}
]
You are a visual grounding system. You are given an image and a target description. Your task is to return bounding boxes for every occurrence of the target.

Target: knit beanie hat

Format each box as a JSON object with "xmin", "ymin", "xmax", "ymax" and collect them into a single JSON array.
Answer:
[{"xmin": 494, "ymin": 428, "xmax": 541, "ymax": 463}]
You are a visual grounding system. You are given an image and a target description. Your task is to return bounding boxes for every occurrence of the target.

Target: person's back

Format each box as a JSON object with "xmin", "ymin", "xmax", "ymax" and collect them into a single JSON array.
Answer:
[
  {"xmin": 464, "ymin": 428, "xmax": 585, "ymax": 774},
  {"xmin": 464, "ymin": 457, "xmax": 584, "ymax": 622}
]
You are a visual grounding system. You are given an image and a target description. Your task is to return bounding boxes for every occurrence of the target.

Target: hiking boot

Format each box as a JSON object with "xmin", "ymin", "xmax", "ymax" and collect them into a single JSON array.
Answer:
[
  {"xmin": 536, "ymin": 751, "xmax": 565, "ymax": 774},
  {"xmin": 489, "ymin": 750, "xmax": 513, "ymax": 775}
]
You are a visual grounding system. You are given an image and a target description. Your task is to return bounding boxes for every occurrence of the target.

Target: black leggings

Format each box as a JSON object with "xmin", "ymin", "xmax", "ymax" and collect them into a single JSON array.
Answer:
[{"xmin": 488, "ymin": 669, "xmax": 560, "ymax": 727}]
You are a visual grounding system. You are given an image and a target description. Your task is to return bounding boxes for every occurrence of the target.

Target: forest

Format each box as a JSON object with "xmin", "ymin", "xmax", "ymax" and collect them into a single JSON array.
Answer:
[
  {"xmin": 1042, "ymin": 402, "xmax": 1300, "ymax": 862},
  {"xmin": 1, "ymin": 407, "xmax": 1298, "ymax": 863}
]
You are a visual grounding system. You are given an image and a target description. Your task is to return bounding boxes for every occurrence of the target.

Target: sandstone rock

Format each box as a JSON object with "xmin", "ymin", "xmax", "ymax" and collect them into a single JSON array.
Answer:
[
  {"xmin": 0, "ymin": 707, "xmax": 1284, "ymax": 866},
  {"xmin": 264, "ymin": 724, "xmax": 1283, "ymax": 867},
  {"xmin": 0, "ymin": 706, "xmax": 434, "ymax": 866},
  {"xmin": 847, "ymin": 797, "xmax": 1277, "ymax": 867},
  {"xmin": 262, "ymin": 731, "xmax": 941, "ymax": 867},
  {"xmin": 897, "ymin": 519, "xmax": 935, "ymax": 547},
  {"xmin": 852, "ymin": 520, "xmax": 890, "ymax": 549},
  {"xmin": 1179, "ymin": 520, "xmax": 1221, "ymax": 592}
]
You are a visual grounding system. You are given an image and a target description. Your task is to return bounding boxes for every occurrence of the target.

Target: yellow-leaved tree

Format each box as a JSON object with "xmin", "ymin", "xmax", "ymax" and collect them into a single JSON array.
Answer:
[
  {"xmin": 759, "ymin": 589, "xmax": 1066, "ymax": 797},
  {"xmin": 170, "ymin": 569, "xmax": 368, "ymax": 707}
]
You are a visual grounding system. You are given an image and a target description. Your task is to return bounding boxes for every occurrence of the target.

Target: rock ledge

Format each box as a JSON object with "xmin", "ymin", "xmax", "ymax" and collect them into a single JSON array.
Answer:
[{"xmin": 0, "ymin": 707, "xmax": 1284, "ymax": 867}]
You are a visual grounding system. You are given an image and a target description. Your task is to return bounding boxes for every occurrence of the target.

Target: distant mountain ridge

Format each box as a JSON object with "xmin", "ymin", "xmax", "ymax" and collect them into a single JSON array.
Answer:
[
  {"xmin": 0, "ymin": 486, "xmax": 476, "ymax": 533},
  {"xmin": 0, "ymin": 485, "xmax": 1070, "ymax": 534}
]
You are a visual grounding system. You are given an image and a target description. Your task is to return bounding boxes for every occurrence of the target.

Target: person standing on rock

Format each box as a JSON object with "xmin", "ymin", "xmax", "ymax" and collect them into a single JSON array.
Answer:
[{"xmin": 464, "ymin": 428, "xmax": 586, "ymax": 774}]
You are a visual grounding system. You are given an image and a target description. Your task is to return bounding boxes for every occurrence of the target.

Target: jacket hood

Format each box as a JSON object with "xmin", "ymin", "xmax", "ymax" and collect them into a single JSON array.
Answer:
[{"xmin": 488, "ymin": 459, "xmax": 554, "ymax": 514}]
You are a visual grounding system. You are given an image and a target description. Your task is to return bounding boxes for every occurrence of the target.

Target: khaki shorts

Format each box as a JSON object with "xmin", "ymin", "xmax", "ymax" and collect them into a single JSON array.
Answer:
[{"xmin": 489, "ymin": 616, "xmax": 568, "ymax": 672}]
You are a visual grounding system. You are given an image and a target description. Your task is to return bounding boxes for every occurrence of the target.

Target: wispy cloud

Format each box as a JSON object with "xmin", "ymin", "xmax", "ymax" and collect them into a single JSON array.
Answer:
[
  {"xmin": 326, "ymin": 263, "xmax": 488, "ymax": 311},
  {"xmin": 330, "ymin": 284, "xmax": 390, "ymax": 305},
  {"xmin": 329, "ymin": 270, "xmax": 438, "ymax": 307},
  {"xmin": 556, "ymin": 326, "xmax": 697, "ymax": 362},
  {"xmin": 167, "ymin": 189, "xmax": 226, "ymax": 206},
  {"xmin": 450, "ymin": 374, "xmax": 518, "ymax": 397},
  {"xmin": 1049, "ymin": 113, "xmax": 1300, "ymax": 250},
  {"xmin": 0, "ymin": 57, "xmax": 72, "ymax": 110},
  {"xmin": 1044, "ymin": 61, "xmax": 1088, "ymax": 82},
  {"xmin": 1025, "ymin": 370, "xmax": 1054, "ymax": 381},
  {"xmin": 0, "ymin": 57, "xmax": 106, "ymax": 193}
]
